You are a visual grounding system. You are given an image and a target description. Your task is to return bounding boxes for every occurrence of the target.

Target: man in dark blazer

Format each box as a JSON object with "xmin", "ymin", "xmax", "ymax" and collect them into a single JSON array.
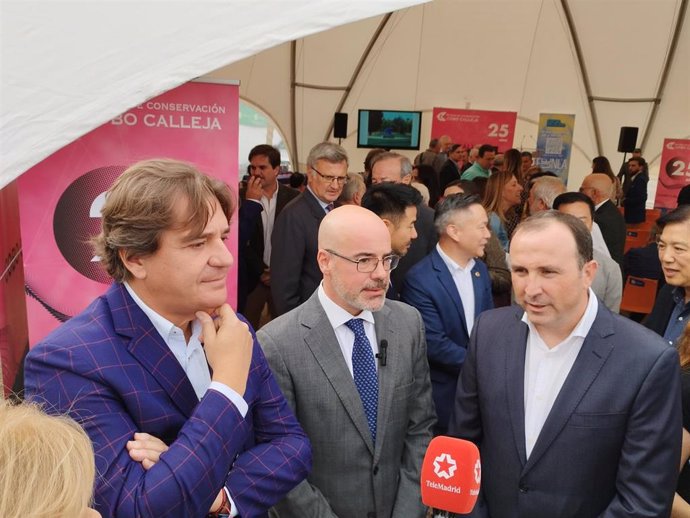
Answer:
[
  {"xmin": 580, "ymin": 173, "xmax": 626, "ymax": 265},
  {"xmin": 622, "ymin": 157, "xmax": 649, "ymax": 224},
  {"xmin": 258, "ymin": 205, "xmax": 435, "ymax": 518},
  {"xmin": 24, "ymin": 160, "xmax": 311, "ymax": 518},
  {"xmin": 645, "ymin": 205, "xmax": 690, "ymax": 345},
  {"xmin": 239, "ymin": 144, "xmax": 298, "ymax": 327},
  {"xmin": 450, "ymin": 210, "xmax": 681, "ymax": 518},
  {"xmin": 370, "ymin": 151, "xmax": 436, "ymax": 299},
  {"xmin": 271, "ymin": 142, "xmax": 348, "ymax": 316},
  {"xmin": 401, "ymin": 194, "xmax": 493, "ymax": 435}
]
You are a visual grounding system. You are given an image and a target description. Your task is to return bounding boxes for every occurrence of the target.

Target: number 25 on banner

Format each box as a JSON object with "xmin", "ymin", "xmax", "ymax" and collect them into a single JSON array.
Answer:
[
  {"xmin": 488, "ymin": 123, "xmax": 509, "ymax": 138},
  {"xmin": 668, "ymin": 158, "xmax": 690, "ymax": 178}
]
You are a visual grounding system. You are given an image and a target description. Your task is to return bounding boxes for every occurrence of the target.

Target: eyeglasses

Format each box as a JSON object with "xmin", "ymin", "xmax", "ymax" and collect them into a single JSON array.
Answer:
[
  {"xmin": 325, "ymin": 249, "xmax": 400, "ymax": 273},
  {"xmin": 312, "ymin": 167, "xmax": 348, "ymax": 185}
]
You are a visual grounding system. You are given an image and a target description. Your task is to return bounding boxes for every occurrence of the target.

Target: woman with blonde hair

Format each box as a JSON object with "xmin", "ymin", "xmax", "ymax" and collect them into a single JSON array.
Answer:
[
  {"xmin": 0, "ymin": 401, "xmax": 100, "ymax": 518},
  {"xmin": 482, "ymin": 169, "xmax": 523, "ymax": 252}
]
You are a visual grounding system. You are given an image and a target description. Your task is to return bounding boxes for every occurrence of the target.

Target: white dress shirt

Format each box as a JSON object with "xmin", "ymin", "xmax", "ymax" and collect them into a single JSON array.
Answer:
[
  {"xmin": 522, "ymin": 289, "xmax": 598, "ymax": 458},
  {"xmin": 249, "ymin": 181, "xmax": 279, "ymax": 266},
  {"xmin": 317, "ymin": 283, "xmax": 379, "ymax": 375},
  {"xmin": 436, "ymin": 243, "xmax": 476, "ymax": 335}
]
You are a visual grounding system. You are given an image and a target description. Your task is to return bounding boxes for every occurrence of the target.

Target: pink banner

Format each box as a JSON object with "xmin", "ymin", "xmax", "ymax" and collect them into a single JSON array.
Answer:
[
  {"xmin": 654, "ymin": 138, "xmax": 690, "ymax": 209},
  {"xmin": 431, "ymin": 108, "xmax": 517, "ymax": 152},
  {"xmin": 0, "ymin": 180, "xmax": 30, "ymax": 396},
  {"xmin": 18, "ymin": 81, "xmax": 239, "ymax": 347}
]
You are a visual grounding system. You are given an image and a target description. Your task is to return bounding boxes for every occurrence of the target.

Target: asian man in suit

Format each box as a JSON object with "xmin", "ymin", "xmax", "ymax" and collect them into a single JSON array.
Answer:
[
  {"xmin": 401, "ymin": 194, "xmax": 493, "ymax": 435},
  {"xmin": 258, "ymin": 204, "xmax": 435, "ymax": 518},
  {"xmin": 24, "ymin": 159, "xmax": 311, "ymax": 518},
  {"xmin": 449, "ymin": 210, "xmax": 681, "ymax": 518}
]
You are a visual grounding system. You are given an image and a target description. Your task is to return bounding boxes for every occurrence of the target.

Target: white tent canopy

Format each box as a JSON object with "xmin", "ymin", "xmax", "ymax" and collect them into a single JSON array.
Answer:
[
  {"xmin": 207, "ymin": 0, "xmax": 690, "ymax": 193},
  {"xmin": 3, "ymin": 0, "xmax": 689, "ymax": 196},
  {"xmin": 0, "ymin": 0, "xmax": 425, "ymax": 189}
]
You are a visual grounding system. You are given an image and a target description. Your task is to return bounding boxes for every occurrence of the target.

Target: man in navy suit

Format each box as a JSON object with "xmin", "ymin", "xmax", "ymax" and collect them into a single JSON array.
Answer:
[
  {"xmin": 25, "ymin": 159, "xmax": 311, "ymax": 518},
  {"xmin": 449, "ymin": 210, "xmax": 681, "ymax": 518},
  {"xmin": 401, "ymin": 194, "xmax": 493, "ymax": 435}
]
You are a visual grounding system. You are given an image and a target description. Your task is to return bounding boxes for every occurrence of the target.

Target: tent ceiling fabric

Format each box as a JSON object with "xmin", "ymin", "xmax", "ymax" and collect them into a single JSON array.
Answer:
[
  {"xmin": 209, "ymin": 0, "xmax": 689, "ymax": 192},
  {"xmin": 0, "ymin": 0, "xmax": 426, "ymax": 189}
]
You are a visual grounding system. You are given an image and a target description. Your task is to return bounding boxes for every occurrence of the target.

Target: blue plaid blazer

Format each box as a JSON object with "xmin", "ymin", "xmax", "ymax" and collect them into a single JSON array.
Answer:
[{"xmin": 24, "ymin": 282, "xmax": 311, "ymax": 518}]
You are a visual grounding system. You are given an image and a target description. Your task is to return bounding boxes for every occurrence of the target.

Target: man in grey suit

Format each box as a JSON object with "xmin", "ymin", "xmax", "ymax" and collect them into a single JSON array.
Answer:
[
  {"xmin": 271, "ymin": 142, "xmax": 348, "ymax": 316},
  {"xmin": 258, "ymin": 205, "xmax": 435, "ymax": 518},
  {"xmin": 449, "ymin": 210, "xmax": 681, "ymax": 518}
]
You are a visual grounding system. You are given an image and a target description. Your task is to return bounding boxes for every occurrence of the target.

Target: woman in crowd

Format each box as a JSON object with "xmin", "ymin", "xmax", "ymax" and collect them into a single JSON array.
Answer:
[
  {"xmin": 501, "ymin": 148, "xmax": 527, "ymax": 236},
  {"xmin": 483, "ymin": 169, "xmax": 523, "ymax": 252},
  {"xmin": 0, "ymin": 401, "xmax": 100, "ymax": 518},
  {"xmin": 592, "ymin": 155, "xmax": 623, "ymax": 204}
]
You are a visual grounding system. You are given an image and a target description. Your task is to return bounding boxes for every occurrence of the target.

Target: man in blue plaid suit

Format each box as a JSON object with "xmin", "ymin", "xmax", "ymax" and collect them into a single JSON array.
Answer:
[{"xmin": 25, "ymin": 159, "xmax": 311, "ymax": 518}]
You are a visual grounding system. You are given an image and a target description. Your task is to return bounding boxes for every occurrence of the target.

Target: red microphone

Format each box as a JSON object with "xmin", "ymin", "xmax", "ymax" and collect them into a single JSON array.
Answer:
[{"xmin": 420, "ymin": 436, "xmax": 481, "ymax": 516}]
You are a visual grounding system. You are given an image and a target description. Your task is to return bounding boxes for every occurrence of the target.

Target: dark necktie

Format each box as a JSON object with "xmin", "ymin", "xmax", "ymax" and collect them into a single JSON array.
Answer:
[
  {"xmin": 345, "ymin": 318, "xmax": 378, "ymax": 442},
  {"xmin": 325, "ymin": 203, "xmax": 335, "ymax": 213}
]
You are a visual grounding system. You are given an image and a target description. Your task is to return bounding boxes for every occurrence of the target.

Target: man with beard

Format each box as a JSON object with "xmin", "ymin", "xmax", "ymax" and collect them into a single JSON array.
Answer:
[
  {"xmin": 401, "ymin": 194, "xmax": 494, "ymax": 435},
  {"xmin": 361, "ymin": 182, "xmax": 422, "ymax": 298},
  {"xmin": 257, "ymin": 205, "xmax": 435, "ymax": 518}
]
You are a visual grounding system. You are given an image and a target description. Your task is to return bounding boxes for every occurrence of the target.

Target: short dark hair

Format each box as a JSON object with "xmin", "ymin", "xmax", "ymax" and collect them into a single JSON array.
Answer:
[
  {"xmin": 289, "ymin": 172, "xmax": 306, "ymax": 189},
  {"xmin": 521, "ymin": 151, "xmax": 533, "ymax": 159},
  {"xmin": 248, "ymin": 144, "xmax": 281, "ymax": 168},
  {"xmin": 678, "ymin": 185, "xmax": 690, "ymax": 207},
  {"xmin": 552, "ymin": 191, "xmax": 595, "ymax": 219},
  {"xmin": 657, "ymin": 205, "xmax": 690, "ymax": 231},
  {"xmin": 361, "ymin": 183, "xmax": 422, "ymax": 224},
  {"xmin": 628, "ymin": 157, "xmax": 646, "ymax": 167},
  {"xmin": 478, "ymin": 144, "xmax": 495, "ymax": 157},
  {"xmin": 434, "ymin": 194, "xmax": 482, "ymax": 235},
  {"xmin": 514, "ymin": 211, "xmax": 593, "ymax": 268}
]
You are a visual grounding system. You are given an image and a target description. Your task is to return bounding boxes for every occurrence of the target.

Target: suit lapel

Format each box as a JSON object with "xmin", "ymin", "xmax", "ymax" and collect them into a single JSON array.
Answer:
[
  {"xmin": 505, "ymin": 310, "xmax": 529, "ymax": 466},
  {"xmin": 523, "ymin": 306, "xmax": 615, "ymax": 473},
  {"xmin": 107, "ymin": 284, "xmax": 200, "ymax": 418},
  {"xmin": 301, "ymin": 296, "xmax": 376, "ymax": 454},
  {"xmin": 431, "ymin": 249, "xmax": 468, "ymax": 336},
  {"xmin": 471, "ymin": 263, "xmax": 486, "ymax": 314}
]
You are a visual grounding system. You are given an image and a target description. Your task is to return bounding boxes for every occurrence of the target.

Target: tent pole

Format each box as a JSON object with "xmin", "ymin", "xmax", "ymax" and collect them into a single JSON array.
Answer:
[
  {"xmin": 322, "ymin": 13, "xmax": 393, "ymax": 142},
  {"xmin": 290, "ymin": 41, "xmax": 299, "ymax": 170},
  {"xmin": 560, "ymin": 0, "xmax": 602, "ymax": 156},
  {"xmin": 640, "ymin": 0, "xmax": 688, "ymax": 153}
]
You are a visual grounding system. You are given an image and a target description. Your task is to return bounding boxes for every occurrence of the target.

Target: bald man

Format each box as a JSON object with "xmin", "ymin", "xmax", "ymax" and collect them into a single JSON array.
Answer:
[
  {"xmin": 580, "ymin": 173, "xmax": 626, "ymax": 265},
  {"xmin": 258, "ymin": 205, "xmax": 435, "ymax": 518}
]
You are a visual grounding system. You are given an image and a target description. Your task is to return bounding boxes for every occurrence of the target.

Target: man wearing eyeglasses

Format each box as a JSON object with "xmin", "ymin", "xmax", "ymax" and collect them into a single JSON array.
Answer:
[
  {"xmin": 271, "ymin": 141, "xmax": 349, "ymax": 316},
  {"xmin": 258, "ymin": 204, "xmax": 435, "ymax": 518}
]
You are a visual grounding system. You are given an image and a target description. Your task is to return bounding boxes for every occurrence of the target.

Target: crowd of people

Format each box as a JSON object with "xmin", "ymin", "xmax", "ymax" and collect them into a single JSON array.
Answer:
[{"xmin": 3, "ymin": 135, "xmax": 690, "ymax": 518}]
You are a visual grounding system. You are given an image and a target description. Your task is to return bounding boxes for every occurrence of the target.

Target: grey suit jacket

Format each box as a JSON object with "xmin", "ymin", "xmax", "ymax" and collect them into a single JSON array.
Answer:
[
  {"xmin": 591, "ymin": 248, "xmax": 622, "ymax": 313},
  {"xmin": 449, "ymin": 303, "xmax": 681, "ymax": 518},
  {"xmin": 258, "ymin": 292, "xmax": 436, "ymax": 518},
  {"xmin": 270, "ymin": 189, "xmax": 327, "ymax": 316}
]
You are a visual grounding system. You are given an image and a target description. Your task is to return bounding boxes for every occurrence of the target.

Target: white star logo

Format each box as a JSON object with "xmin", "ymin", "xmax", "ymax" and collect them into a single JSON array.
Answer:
[
  {"xmin": 433, "ymin": 453, "xmax": 457, "ymax": 480},
  {"xmin": 474, "ymin": 458, "xmax": 481, "ymax": 484}
]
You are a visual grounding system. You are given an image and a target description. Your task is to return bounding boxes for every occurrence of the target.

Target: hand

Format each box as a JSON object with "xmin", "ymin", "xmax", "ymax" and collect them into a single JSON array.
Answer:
[
  {"xmin": 197, "ymin": 304, "xmax": 253, "ymax": 395},
  {"xmin": 127, "ymin": 432, "xmax": 169, "ymax": 470},
  {"xmin": 245, "ymin": 176, "xmax": 263, "ymax": 201},
  {"xmin": 260, "ymin": 268, "xmax": 271, "ymax": 286}
]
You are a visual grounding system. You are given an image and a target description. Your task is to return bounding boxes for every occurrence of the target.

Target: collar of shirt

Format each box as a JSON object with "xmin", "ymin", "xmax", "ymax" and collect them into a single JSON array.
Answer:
[
  {"xmin": 261, "ymin": 181, "xmax": 280, "ymax": 203},
  {"xmin": 317, "ymin": 283, "xmax": 378, "ymax": 376},
  {"xmin": 124, "ymin": 281, "xmax": 202, "ymax": 344},
  {"xmin": 521, "ymin": 288, "xmax": 599, "ymax": 350},
  {"xmin": 436, "ymin": 242, "xmax": 476, "ymax": 273},
  {"xmin": 594, "ymin": 199, "xmax": 608, "ymax": 211},
  {"xmin": 307, "ymin": 185, "xmax": 331, "ymax": 211}
]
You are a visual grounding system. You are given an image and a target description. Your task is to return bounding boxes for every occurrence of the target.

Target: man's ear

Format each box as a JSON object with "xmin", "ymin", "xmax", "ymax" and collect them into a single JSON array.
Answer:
[
  {"xmin": 401, "ymin": 175, "xmax": 412, "ymax": 185},
  {"xmin": 381, "ymin": 218, "xmax": 395, "ymax": 234},
  {"xmin": 120, "ymin": 249, "xmax": 147, "ymax": 280},
  {"xmin": 316, "ymin": 249, "xmax": 331, "ymax": 275}
]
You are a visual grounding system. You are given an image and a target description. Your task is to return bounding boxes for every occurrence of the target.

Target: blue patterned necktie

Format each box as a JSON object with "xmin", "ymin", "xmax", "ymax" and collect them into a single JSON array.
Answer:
[
  {"xmin": 325, "ymin": 203, "xmax": 335, "ymax": 213},
  {"xmin": 345, "ymin": 318, "xmax": 378, "ymax": 443}
]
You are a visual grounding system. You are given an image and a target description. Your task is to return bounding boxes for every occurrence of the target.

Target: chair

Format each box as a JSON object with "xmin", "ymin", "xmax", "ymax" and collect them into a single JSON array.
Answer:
[
  {"xmin": 624, "ymin": 229, "xmax": 651, "ymax": 253},
  {"xmin": 620, "ymin": 276, "xmax": 658, "ymax": 314}
]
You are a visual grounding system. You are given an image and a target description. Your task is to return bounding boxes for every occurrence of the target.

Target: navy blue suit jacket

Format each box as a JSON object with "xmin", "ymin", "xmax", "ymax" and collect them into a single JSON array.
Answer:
[{"xmin": 401, "ymin": 248, "xmax": 493, "ymax": 432}]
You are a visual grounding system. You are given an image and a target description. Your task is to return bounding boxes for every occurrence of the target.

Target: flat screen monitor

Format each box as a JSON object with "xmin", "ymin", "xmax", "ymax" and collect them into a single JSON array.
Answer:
[{"xmin": 357, "ymin": 109, "xmax": 422, "ymax": 150}]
